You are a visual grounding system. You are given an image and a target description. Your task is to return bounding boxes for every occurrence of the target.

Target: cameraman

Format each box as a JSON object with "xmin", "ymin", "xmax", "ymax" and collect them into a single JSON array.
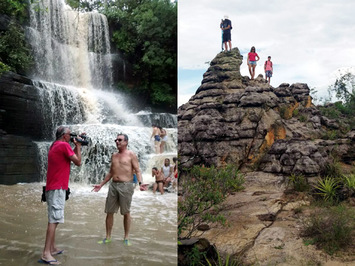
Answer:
[{"xmin": 41, "ymin": 126, "xmax": 82, "ymax": 264}]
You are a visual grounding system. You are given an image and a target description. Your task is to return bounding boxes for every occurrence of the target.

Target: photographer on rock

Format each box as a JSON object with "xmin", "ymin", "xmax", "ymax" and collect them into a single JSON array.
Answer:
[{"xmin": 40, "ymin": 126, "xmax": 82, "ymax": 265}]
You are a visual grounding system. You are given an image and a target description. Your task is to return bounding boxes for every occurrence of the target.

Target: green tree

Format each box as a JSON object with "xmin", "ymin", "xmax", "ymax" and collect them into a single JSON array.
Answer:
[
  {"xmin": 0, "ymin": 21, "xmax": 32, "ymax": 75},
  {"xmin": 105, "ymin": 0, "xmax": 177, "ymax": 109},
  {"xmin": 328, "ymin": 71, "xmax": 355, "ymax": 114}
]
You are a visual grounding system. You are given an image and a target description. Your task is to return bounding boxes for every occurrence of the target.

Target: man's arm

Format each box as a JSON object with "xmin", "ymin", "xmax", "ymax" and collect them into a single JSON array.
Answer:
[
  {"xmin": 131, "ymin": 152, "xmax": 143, "ymax": 185},
  {"xmin": 70, "ymin": 140, "xmax": 81, "ymax": 166},
  {"xmin": 92, "ymin": 156, "xmax": 114, "ymax": 192}
]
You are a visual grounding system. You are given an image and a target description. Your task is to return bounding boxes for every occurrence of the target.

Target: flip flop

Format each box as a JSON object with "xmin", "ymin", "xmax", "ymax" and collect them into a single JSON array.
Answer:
[
  {"xmin": 98, "ymin": 238, "xmax": 112, "ymax": 244},
  {"xmin": 123, "ymin": 239, "xmax": 132, "ymax": 246},
  {"xmin": 38, "ymin": 258, "xmax": 61, "ymax": 265},
  {"xmin": 52, "ymin": 250, "xmax": 64, "ymax": 255}
]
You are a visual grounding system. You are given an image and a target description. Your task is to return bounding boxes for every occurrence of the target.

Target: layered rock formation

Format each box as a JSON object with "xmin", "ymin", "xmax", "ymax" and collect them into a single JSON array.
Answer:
[
  {"xmin": 0, "ymin": 72, "xmax": 42, "ymax": 184},
  {"xmin": 178, "ymin": 48, "xmax": 354, "ymax": 176},
  {"xmin": 178, "ymin": 48, "xmax": 355, "ymax": 264}
]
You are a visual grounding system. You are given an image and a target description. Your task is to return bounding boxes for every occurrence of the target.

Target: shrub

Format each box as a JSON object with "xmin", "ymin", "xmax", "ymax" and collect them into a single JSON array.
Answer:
[
  {"xmin": 313, "ymin": 177, "xmax": 340, "ymax": 203},
  {"xmin": 178, "ymin": 164, "xmax": 244, "ymax": 239},
  {"xmin": 302, "ymin": 205, "xmax": 354, "ymax": 255},
  {"xmin": 343, "ymin": 174, "xmax": 355, "ymax": 197},
  {"xmin": 288, "ymin": 173, "xmax": 310, "ymax": 192},
  {"xmin": 320, "ymin": 158, "xmax": 343, "ymax": 179},
  {"xmin": 205, "ymin": 251, "xmax": 242, "ymax": 266}
]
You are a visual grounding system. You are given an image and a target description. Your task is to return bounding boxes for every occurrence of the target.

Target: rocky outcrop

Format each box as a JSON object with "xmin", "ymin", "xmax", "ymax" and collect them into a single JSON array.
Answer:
[
  {"xmin": 0, "ymin": 72, "xmax": 42, "ymax": 184},
  {"xmin": 178, "ymin": 48, "xmax": 355, "ymax": 264},
  {"xmin": 178, "ymin": 48, "xmax": 355, "ymax": 176}
]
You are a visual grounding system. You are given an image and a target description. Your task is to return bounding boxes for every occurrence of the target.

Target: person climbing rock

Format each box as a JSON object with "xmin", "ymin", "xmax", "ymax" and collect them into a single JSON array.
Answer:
[{"xmin": 264, "ymin": 56, "xmax": 273, "ymax": 84}]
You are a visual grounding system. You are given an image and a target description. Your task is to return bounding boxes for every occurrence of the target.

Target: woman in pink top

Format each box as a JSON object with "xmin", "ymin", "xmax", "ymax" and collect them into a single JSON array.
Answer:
[{"xmin": 247, "ymin": 46, "xmax": 260, "ymax": 80}]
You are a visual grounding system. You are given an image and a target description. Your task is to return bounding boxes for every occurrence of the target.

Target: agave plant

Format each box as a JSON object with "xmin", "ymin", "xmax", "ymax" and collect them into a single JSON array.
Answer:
[
  {"xmin": 343, "ymin": 174, "xmax": 355, "ymax": 196},
  {"xmin": 314, "ymin": 177, "xmax": 340, "ymax": 202}
]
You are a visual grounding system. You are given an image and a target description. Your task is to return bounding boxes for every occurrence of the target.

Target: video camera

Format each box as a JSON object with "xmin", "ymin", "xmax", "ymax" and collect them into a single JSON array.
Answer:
[{"xmin": 70, "ymin": 133, "xmax": 89, "ymax": 146}]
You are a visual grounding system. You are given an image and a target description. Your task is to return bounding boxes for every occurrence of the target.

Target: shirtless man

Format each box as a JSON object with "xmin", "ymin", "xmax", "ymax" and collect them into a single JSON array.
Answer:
[
  {"xmin": 150, "ymin": 125, "xmax": 161, "ymax": 154},
  {"xmin": 152, "ymin": 167, "xmax": 164, "ymax": 195},
  {"xmin": 93, "ymin": 133, "xmax": 143, "ymax": 246}
]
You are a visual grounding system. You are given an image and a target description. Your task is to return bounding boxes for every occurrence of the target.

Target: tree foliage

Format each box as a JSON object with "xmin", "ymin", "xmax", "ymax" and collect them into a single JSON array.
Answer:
[
  {"xmin": 328, "ymin": 71, "xmax": 355, "ymax": 114},
  {"xmin": 0, "ymin": 0, "xmax": 33, "ymax": 75},
  {"xmin": 104, "ymin": 0, "xmax": 177, "ymax": 110}
]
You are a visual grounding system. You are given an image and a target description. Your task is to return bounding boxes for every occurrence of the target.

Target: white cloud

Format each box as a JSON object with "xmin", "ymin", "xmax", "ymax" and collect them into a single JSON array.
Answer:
[{"xmin": 178, "ymin": 0, "xmax": 355, "ymax": 106}]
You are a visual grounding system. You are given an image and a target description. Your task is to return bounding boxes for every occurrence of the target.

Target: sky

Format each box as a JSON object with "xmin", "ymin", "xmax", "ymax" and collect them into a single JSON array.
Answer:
[{"xmin": 178, "ymin": 0, "xmax": 355, "ymax": 107}]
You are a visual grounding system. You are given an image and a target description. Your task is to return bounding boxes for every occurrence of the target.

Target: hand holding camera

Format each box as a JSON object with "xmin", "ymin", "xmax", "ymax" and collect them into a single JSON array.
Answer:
[{"xmin": 70, "ymin": 133, "xmax": 89, "ymax": 146}]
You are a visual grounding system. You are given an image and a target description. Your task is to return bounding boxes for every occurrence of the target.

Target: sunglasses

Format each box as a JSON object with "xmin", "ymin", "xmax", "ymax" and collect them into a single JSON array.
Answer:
[{"xmin": 114, "ymin": 138, "xmax": 124, "ymax": 142}]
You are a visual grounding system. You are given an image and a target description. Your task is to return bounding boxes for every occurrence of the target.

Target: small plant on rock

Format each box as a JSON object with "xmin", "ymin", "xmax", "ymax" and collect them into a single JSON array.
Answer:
[
  {"xmin": 313, "ymin": 177, "xmax": 340, "ymax": 203},
  {"xmin": 343, "ymin": 174, "xmax": 355, "ymax": 197},
  {"xmin": 288, "ymin": 173, "xmax": 310, "ymax": 192}
]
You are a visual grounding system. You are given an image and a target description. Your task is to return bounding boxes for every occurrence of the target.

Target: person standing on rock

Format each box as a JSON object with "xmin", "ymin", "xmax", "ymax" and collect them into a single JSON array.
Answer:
[
  {"xmin": 40, "ymin": 126, "xmax": 82, "ymax": 265},
  {"xmin": 247, "ymin": 46, "xmax": 260, "ymax": 80},
  {"xmin": 264, "ymin": 56, "xmax": 273, "ymax": 84},
  {"xmin": 151, "ymin": 125, "xmax": 161, "ymax": 154},
  {"xmin": 221, "ymin": 15, "xmax": 232, "ymax": 52},
  {"xmin": 220, "ymin": 19, "xmax": 224, "ymax": 51}
]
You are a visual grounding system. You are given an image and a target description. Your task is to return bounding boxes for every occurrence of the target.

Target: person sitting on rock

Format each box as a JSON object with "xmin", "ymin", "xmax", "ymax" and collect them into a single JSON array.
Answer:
[
  {"xmin": 161, "ymin": 158, "xmax": 173, "ymax": 188},
  {"xmin": 152, "ymin": 167, "xmax": 164, "ymax": 195},
  {"xmin": 247, "ymin": 46, "xmax": 260, "ymax": 80}
]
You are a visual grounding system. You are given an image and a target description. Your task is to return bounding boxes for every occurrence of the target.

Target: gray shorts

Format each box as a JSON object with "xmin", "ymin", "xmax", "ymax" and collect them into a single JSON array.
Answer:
[
  {"xmin": 105, "ymin": 182, "xmax": 135, "ymax": 215},
  {"xmin": 46, "ymin": 189, "xmax": 66, "ymax": 224}
]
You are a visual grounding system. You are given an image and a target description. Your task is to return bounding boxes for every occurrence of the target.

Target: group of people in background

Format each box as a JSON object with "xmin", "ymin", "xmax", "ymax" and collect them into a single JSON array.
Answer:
[
  {"xmin": 220, "ymin": 16, "xmax": 274, "ymax": 84},
  {"xmin": 152, "ymin": 157, "xmax": 178, "ymax": 195},
  {"xmin": 151, "ymin": 125, "xmax": 168, "ymax": 154}
]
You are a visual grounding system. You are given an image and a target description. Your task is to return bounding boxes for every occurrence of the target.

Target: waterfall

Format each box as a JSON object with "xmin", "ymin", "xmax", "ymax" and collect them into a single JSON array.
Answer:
[
  {"xmin": 25, "ymin": 0, "xmax": 177, "ymax": 184},
  {"xmin": 26, "ymin": 0, "xmax": 113, "ymax": 88}
]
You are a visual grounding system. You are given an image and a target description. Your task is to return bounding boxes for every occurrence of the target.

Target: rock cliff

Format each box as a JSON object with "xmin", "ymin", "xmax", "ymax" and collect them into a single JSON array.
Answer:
[
  {"xmin": 178, "ymin": 48, "xmax": 355, "ymax": 265},
  {"xmin": 178, "ymin": 48, "xmax": 354, "ymax": 176}
]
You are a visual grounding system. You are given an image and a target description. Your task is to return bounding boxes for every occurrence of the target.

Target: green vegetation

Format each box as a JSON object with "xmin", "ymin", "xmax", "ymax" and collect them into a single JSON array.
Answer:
[
  {"xmin": 178, "ymin": 164, "xmax": 244, "ymax": 239},
  {"xmin": 0, "ymin": 21, "xmax": 32, "ymax": 75},
  {"xmin": 302, "ymin": 205, "xmax": 355, "ymax": 255},
  {"xmin": 205, "ymin": 252, "xmax": 242, "ymax": 266},
  {"xmin": 0, "ymin": 0, "xmax": 28, "ymax": 20},
  {"xmin": 343, "ymin": 174, "xmax": 355, "ymax": 197},
  {"xmin": 288, "ymin": 173, "xmax": 310, "ymax": 192},
  {"xmin": 107, "ymin": 0, "xmax": 176, "ymax": 109},
  {"xmin": 318, "ymin": 71, "xmax": 355, "ymax": 130},
  {"xmin": 0, "ymin": 0, "xmax": 33, "ymax": 75},
  {"xmin": 313, "ymin": 177, "xmax": 340, "ymax": 203}
]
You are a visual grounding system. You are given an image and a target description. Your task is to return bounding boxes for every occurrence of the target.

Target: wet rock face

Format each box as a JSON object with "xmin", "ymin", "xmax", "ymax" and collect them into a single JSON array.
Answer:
[{"xmin": 178, "ymin": 48, "xmax": 355, "ymax": 175}]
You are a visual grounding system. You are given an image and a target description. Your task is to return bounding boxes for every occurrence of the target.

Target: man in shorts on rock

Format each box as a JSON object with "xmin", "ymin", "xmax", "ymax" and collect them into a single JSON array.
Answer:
[
  {"xmin": 93, "ymin": 133, "xmax": 143, "ymax": 246},
  {"xmin": 264, "ymin": 56, "xmax": 273, "ymax": 84},
  {"xmin": 41, "ymin": 126, "xmax": 82, "ymax": 265}
]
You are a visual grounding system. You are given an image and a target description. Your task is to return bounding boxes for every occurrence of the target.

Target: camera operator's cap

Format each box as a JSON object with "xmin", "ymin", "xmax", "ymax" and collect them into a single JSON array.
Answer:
[{"xmin": 224, "ymin": 15, "xmax": 229, "ymax": 19}]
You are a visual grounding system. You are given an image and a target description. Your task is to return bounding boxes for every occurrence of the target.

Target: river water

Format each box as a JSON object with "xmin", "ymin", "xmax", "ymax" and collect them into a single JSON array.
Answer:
[{"xmin": 0, "ymin": 182, "xmax": 177, "ymax": 266}]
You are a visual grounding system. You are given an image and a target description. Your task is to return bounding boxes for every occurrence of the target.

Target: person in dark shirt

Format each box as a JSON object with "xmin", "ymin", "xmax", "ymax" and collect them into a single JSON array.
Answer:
[{"xmin": 221, "ymin": 15, "xmax": 232, "ymax": 51}]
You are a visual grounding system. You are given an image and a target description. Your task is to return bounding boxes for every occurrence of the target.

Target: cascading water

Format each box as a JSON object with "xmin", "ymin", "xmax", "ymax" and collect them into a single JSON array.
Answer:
[{"xmin": 0, "ymin": 1, "xmax": 177, "ymax": 264}]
